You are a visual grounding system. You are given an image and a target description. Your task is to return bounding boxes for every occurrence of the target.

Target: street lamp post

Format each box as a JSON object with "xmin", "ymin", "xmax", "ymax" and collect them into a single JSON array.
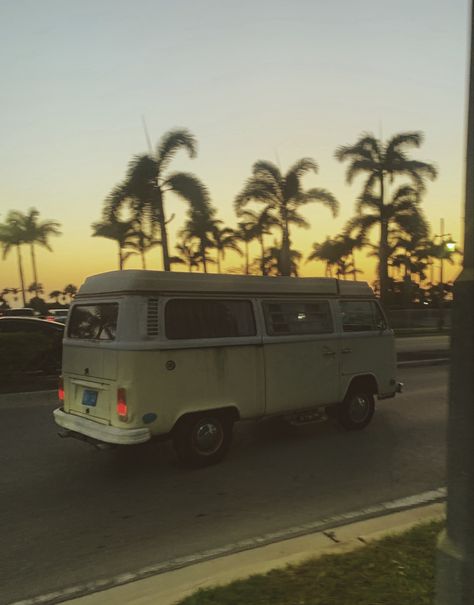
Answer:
[{"xmin": 435, "ymin": 1, "xmax": 474, "ymax": 602}]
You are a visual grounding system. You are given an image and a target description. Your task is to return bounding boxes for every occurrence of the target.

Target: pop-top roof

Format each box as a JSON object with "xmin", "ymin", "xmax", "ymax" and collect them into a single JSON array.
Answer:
[{"xmin": 77, "ymin": 270, "xmax": 374, "ymax": 298}]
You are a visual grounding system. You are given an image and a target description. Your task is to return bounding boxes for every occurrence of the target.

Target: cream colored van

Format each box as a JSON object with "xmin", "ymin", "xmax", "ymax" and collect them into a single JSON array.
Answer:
[{"xmin": 53, "ymin": 270, "xmax": 402, "ymax": 467}]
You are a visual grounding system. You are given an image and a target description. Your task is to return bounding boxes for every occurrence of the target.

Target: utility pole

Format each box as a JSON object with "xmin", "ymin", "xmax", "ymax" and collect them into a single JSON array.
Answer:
[{"xmin": 435, "ymin": 1, "xmax": 474, "ymax": 603}]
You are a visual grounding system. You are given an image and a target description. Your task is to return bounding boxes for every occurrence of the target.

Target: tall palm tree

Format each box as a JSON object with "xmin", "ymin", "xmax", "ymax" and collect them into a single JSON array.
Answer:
[
  {"xmin": 210, "ymin": 222, "xmax": 242, "ymax": 273},
  {"xmin": 235, "ymin": 159, "xmax": 339, "ymax": 276},
  {"xmin": 0, "ymin": 213, "xmax": 27, "ymax": 306},
  {"xmin": 10, "ymin": 208, "xmax": 61, "ymax": 296},
  {"xmin": 236, "ymin": 206, "xmax": 278, "ymax": 275},
  {"xmin": 106, "ymin": 129, "xmax": 208, "ymax": 271},
  {"xmin": 91, "ymin": 217, "xmax": 135, "ymax": 270},
  {"xmin": 335, "ymin": 131, "xmax": 437, "ymax": 301}
]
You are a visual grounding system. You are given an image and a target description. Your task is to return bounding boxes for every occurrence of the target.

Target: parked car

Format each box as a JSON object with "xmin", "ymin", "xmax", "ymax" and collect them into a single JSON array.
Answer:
[
  {"xmin": 46, "ymin": 309, "xmax": 69, "ymax": 324},
  {"xmin": 0, "ymin": 317, "xmax": 64, "ymax": 374},
  {"xmin": 3, "ymin": 308, "xmax": 36, "ymax": 317}
]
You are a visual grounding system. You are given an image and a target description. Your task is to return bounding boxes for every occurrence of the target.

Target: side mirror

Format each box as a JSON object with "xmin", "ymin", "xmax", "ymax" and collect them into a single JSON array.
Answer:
[{"xmin": 376, "ymin": 320, "xmax": 387, "ymax": 332}]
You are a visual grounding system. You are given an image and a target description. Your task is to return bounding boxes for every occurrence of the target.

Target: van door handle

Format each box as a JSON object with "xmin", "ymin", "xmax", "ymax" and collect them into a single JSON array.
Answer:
[
  {"xmin": 322, "ymin": 348, "xmax": 336, "ymax": 356},
  {"xmin": 342, "ymin": 347, "xmax": 352, "ymax": 354}
]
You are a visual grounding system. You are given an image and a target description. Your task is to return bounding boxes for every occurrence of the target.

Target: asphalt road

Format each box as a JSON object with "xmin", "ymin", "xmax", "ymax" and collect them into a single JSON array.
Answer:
[{"xmin": 0, "ymin": 365, "xmax": 447, "ymax": 604}]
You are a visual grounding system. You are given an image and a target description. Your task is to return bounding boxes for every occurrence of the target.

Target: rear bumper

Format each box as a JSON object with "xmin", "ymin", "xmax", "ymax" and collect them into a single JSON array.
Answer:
[{"xmin": 53, "ymin": 408, "xmax": 151, "ymax": 445}]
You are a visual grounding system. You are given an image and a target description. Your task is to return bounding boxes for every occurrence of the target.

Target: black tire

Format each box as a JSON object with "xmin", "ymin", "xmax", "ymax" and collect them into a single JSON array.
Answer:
[
  {"xmin": 338, "ymin": 390, "xmax": 375, "ymax": 431},
  {"xmin": 172, "ymin": 413, "xmax": 233, "ymax": 468}
]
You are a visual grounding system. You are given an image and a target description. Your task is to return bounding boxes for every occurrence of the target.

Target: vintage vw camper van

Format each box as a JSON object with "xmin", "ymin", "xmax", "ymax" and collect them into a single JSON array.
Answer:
[{"xmin": 54, "ymin": 271, "xmax": 402, "ymax": 467}]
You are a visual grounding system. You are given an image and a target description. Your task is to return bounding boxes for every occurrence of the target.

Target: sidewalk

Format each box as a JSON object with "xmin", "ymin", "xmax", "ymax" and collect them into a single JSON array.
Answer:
[{"xmin": 65, "ymin": 501, "xmax": 445, "ymax": 605}]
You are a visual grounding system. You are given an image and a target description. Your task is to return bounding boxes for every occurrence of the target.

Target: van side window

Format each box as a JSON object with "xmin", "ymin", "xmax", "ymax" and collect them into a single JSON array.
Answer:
[
  {"xmin": 165, "ymin": 299, "xmax": 256, "ymax": 339},
  {"xmin": 263, "ymin": 301, "xmax": 333, "ymax": 336},
  {"xmin": 68, "ymin": 304, "xmax": 119, "ymax": 340},
  {"xmin": 340, "ymin": 300, "xmax": 386, "ymax": 332}
]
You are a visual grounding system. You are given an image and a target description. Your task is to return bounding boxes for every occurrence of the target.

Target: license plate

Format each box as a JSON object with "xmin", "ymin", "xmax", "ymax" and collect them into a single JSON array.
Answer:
[{"xmin": 82, "ymin": 389, "xmax": 98, "ymax": 406}]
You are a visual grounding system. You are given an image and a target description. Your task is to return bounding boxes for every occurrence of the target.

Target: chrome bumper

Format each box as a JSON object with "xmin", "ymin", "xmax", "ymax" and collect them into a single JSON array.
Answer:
[{"xmin": 53, "ymin": 408, "xmax": 151, "ymax": 445}]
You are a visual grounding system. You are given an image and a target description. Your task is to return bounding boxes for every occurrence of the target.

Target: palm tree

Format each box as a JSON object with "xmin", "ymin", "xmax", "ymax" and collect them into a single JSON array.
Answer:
[
  {"xmin": 265, "ymin": 242, "xmax": 302, "ymax": 277},
  {"xmin": 307, "ymin": 237, "xmax": 345, "ymax": 277},
  {"xmin": 174, "ymin": 240, "xmax": 200, "ymax": 272},
  {"xmin": 10, "ymin": 208, "xmax": 61, "ymax": 296},
  {"xmin": 236, "ymin": 221, "xmax": 258, "ymax": 275},
  {"xmin": 0, "ymin": 213, "xmax": 27, "ymax": 306},
  {"xmin": 126, "ymin": 227, "xmax": 161, "ymax": 269},
  {"xmin": 210, "ymin": 222, "xmax": 242, "ymax": 273},
  {"xmin": 28, "ymin": 282, "xmax": 44, "ymax": 296},
  {"xmin": 335, "ymin": 131, "xmax": 437, "ymax": 301},
  {"xmin": 235, "ymin": 159, "xmax": 339, "ymax": 276},
  {"xmin": 49, "ymin": 290, "xmax": 62, "ymax": 304},
  {"xmin": 236, "ymin": 206, "xmax": 278, "ymax": 275},
  {"xmin": 91, "ymin": 217, "xmax": 136, "ymax": 270},
  {"xmin": 180, "ymin": 206, "xmax": 217, "ymax": 273},
  {"xmin": 63, "ymin": 284, "xmax": 78, "ymax": 302},
  {"xmin": 106, "ymin": 129, "xmax": 208, "ymax": 271}
]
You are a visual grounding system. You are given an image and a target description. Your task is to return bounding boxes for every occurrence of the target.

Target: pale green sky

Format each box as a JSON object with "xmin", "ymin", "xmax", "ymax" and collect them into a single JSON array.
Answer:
[{"xmin": 0, "ymin": 0, "xmax": 469, "ymax": 293}]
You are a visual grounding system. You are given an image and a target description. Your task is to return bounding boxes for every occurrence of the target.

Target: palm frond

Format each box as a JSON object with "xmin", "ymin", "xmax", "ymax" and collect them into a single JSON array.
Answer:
[
  {"xmin": 156, "ymin": 129, "xmax": 197, "ymax": 173},
  {"xmin": 301, "ymin": 188, "xmax": 339, "ymax": 217},
  {"xmin": 164, "ymin": 172, "xmax": 210, "ymax": 212}
]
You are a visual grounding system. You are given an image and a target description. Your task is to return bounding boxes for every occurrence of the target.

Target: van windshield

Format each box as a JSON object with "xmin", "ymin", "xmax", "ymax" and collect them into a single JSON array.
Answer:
[{"xmin": 68, "ymin": 303, "xmax": 118, "ymax": 340}]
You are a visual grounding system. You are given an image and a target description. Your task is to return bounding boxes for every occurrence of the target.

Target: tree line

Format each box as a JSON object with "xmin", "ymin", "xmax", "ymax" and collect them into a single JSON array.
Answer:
[{"xmin": 0, "ymin": 128, "xmax": 461, "ymax": 308}]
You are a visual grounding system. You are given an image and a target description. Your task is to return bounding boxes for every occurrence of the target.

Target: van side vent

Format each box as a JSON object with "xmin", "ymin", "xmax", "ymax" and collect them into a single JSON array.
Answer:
[{"xmin": 147, "ymin": 298, "xmax": 159, "ymax": 336}]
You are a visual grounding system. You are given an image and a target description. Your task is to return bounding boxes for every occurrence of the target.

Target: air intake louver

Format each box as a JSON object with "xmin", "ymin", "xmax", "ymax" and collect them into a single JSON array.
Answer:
[{"xmin": 147, "ymin": 298, "xmax": 159, "ymax": 336}]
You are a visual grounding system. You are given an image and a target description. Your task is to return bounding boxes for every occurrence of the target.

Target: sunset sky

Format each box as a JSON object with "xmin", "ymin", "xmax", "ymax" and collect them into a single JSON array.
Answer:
[{"xmin": 0, "ymin": 0, "xmax": 469, "ymax": 297}]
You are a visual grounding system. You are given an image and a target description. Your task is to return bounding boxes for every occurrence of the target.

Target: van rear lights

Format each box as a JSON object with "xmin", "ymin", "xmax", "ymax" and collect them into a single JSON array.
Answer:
[
  {"xmin": 117, "ymin": 388, "xmax": 128, "ymax": 421},
  {"xmin": 58, "ymin": 377, "xmax": 64, "ymax": 403}
]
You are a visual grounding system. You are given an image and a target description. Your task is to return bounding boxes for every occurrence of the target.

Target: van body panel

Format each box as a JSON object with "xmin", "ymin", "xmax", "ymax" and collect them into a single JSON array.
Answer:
[
  {"xmin": 114, "ymin": 345, "xmax": 265, "ymax": 434},
  {"xmin": 263, "ymin": 335, "xmax": 340, "ymax": 414}
]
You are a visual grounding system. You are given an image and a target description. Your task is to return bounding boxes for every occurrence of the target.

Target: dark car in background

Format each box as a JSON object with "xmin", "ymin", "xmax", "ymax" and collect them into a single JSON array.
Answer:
[{"xmin": 0, "ymin": 317, "xmax": 64, "ymax": 375}]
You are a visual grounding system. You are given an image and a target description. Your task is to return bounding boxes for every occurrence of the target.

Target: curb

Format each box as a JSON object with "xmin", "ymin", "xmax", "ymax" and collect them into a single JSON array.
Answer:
[{"xmin": 9, "ymin": 487, "xmax": 446, "ymax": 605}]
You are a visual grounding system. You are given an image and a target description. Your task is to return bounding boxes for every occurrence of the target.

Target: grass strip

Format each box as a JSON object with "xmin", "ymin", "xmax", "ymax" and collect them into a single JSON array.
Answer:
[{"xmin": 176, "ymin": 520, "xmax": 442, "ymax": 605}]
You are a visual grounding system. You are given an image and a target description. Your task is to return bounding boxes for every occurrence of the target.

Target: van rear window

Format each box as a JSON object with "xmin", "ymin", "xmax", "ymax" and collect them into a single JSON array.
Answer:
[
  {"xmin": 68, "ymin": 304, "xmax": 118, "ymax": 340},
  {"xmin": 165, "ymin": 299, "xmax": 256, "ymax": 339}
]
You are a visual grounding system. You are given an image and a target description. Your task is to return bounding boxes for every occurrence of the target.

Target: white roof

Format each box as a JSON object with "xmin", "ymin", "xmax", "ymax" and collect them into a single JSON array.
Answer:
[{"xmin": 77, "ymin": 270, "xmax": 374, "ymax": 298}]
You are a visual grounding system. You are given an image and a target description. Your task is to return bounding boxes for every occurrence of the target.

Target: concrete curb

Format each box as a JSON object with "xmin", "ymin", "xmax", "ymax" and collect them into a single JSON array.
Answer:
[{"xmin": 9, "ymin": 487, "xmax": 446, "ymax": 605}]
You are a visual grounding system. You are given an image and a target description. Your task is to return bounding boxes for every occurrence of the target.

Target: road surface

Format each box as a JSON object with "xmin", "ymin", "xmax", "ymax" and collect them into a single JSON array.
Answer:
[{"xmin": 0, "ymin": 365, "xmax": 447, "ymax": 604}]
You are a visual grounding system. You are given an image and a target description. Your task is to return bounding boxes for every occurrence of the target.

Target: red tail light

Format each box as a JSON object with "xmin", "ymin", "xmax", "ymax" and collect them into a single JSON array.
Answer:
[
  {"xmin": 117, "ymin": 388, "xmax": 128, "ymax": 421},
  {"xmin": 58, "ymin": 376, "xmax": 64, "ymax": 403}
]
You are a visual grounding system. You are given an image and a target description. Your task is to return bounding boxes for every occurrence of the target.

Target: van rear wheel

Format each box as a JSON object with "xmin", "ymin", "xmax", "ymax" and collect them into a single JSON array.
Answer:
[
  {"xmin": 338, "ymin": 391, "xmax": 374, "ymax": 430},
  {"xmin": 173, "ymin": 413, "xmax": 233, "ymax": 468}
]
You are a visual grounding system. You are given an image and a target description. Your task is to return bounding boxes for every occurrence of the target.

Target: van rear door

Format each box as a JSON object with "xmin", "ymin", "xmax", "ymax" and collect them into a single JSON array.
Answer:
[{"xmin": 62, "ymin": 302, "xmax": 119, "ymax": 423}]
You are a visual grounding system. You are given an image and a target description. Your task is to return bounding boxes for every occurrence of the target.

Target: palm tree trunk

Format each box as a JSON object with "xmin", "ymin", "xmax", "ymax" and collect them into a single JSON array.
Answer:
[
  {"xmin": 259, "ymin": 235, "xmax": 266, "ymax": 275},
  {"xmin": 30, "ymin": 244, "xmax": 39, "ymax": 295},
  {"xmin": 155, "ymin": 190, "xmax": 171, "ymax": 271},
  {"xmin": 245, "ymin": 241, "xmax": 249, "ymax": 275},
  {"xmin": 217, "ymin": 252, "xmax": 222, "ymax": 274},
  {"xmin": 379, "ymin": 173, "xmax": 390, "ymax": 302},
  {"xmin": 118, "ymin": 244, "xmax": 123, "ymax": 270},
  {"xmin": 351, "ymin": 253, "xmax": 357, "ymax": 281},
  {"xmin": 16, "ymin": 244, "xmax": 26, "ymax": 306},
  {"xmin": 201, "ymin": 243, "xmax": 207, "ymax": 273},
  {"xmin": 141, "ymin": 250, "xmax": 146, "ymax": 270},
  {"xmin": 280, "ymin": 209, "xmax": 291, "ymax": 276}
]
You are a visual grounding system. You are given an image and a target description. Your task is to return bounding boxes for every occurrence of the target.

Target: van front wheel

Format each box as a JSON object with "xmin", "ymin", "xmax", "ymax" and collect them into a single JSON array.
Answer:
[
  {"xmin": 338, "ymin": 391, "xmax": 375, "ymax": 430},
  {"xmin": 173, "ymin": 413, "xmax": 233, "ymax": 468}
]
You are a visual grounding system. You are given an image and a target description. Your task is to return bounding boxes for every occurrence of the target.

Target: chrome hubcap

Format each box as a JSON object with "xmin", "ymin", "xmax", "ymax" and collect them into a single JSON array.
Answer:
[
  {"xmin": 349, "ymin": 395, "xmax": 370, "ymax": 423},
  {"xmin": 193, "ymin": 420, "xmax": 223, "ymax": 455}
]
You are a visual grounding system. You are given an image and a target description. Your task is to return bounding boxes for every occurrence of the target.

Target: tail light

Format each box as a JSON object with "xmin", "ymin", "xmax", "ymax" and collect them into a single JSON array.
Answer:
[
  {"xmin": 58, "ymin": 376, "xmax": 64, "ymax": 404},
  {"xmin": 117, "ymin": 388, "xmax": 128, "ymax": 421}
]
